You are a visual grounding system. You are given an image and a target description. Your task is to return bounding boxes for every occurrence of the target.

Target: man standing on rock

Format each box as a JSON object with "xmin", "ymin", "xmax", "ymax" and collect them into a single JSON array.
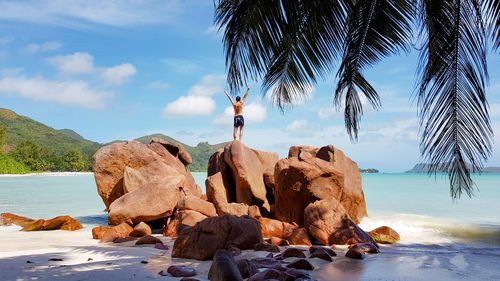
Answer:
[{"xmin": 224, "ymin": 86, "xmax": 250, "ymax": 141}]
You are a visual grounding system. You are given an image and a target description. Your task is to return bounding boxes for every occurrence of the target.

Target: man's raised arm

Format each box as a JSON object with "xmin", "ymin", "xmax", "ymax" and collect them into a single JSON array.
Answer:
[
  {"xmin": 224, "ymin": 90, "xmax": 235, "ymax": 105},
  {"xmin": 242, "ymin": 86, "xmax": 250, "ymax": 102}
]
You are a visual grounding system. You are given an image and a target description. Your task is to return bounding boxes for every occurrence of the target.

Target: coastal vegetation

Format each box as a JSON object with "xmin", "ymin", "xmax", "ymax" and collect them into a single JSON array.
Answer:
[
  {"xmin": 359, "ymin": 168, "xmax": 379, "ymax": 173},
  {"xmin": 214, "ymin": 0, "xmax": 500, "ymax": 199},
  {"xmin": 0, "ymin": 108, "xmax": 224, "ymax": 174}
]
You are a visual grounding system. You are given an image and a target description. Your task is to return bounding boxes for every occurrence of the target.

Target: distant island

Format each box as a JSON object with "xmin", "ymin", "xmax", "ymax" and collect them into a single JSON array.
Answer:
[
  {"xmin": 406, "ymin": 163, "xmax": 500, "ymax": 173},
  {"xmin": 0, "ymin": 108, "xmax": 225, "ymax": 174},
  {"xmin": 359, "ymin": 168, "xmax": 379, "ymax": 173}
]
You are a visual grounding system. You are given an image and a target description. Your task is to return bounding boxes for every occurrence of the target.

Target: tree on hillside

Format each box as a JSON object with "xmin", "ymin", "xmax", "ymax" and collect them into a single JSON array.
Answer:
[
  {"xmin": 62, "ymin": 150, "xmax": 86, "ymax": 172},
  {"xmin": 0, "ymin": 123, "xmax": 5, "ymax": 151},
  {"xmin": 11, "ymin": 140, "xmax": 52, "ymax": 171},
  {"xmin": 214, "ymin": 0, "xmax": 499, "ymax": 199}
]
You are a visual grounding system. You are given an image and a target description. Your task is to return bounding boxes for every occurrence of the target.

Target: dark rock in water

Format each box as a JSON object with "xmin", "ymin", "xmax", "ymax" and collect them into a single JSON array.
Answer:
[
  {"xmin": 172, "ymin": 215, "xmax": 263, "ymax": 260},
  {"xmin": 349, "ymin": 242, "xmax": 379, "ymax": 254},
  {"xmin": 286, "ymin": 259, "xmax": 314, "ymax": 270},
  {"xmin": 285, "ymin": 268, "xmax": 312, "ymax": 279},
  {"xmin": 253, "ymin": 242, "xmax": 280, "ymax": 253},
  {"xmin": 48, "ymin": 258, "xmax": 63, "ymax": 261},
  {"xmin": 113, "ymin": 236, "xmax": 137, "ymax": 243},
  {"xmin": 247, "ymin": 269, "xmax": 291, "ymax": 281},
  {"xmin": 154, "ymin": 243, "xmax": 169, "ymax": 250},
  {"xmin": 208, "ymin": 249, "xmax": 243, "ymax": 281},
  {"xmin": 266, "ymin": 253, "xmax": 274, "ymax": 258},
  {"xmin": 281, "ymin": 247, "xmax": 306, "ymax": 258},
  {"xmin": 251, "ymin": 257, "xmax": 281, "ymax": 268},
  {"xmin": 140, "ymin": 260, "xmax": 148, "ymax": 264},
  {"xmin": 180, "ymin": 278, "xmax": 200, "ymax": 281},
  {"xmin": 87, "ymin": 258, "xmax": 93, "ymax": 262},
  {"xmin": 26, "ymin": 260, "xmax": 34, "ymax": 263},
  {"xmin": 167, "ymin": 265, "xmax": 197, "ymax": 277},
  {"xmin": 228, "ymin": 246, "xmax": 242, "ymax": 256},
  {"xmin": 236, "ymin": 259, "xmax": 259, "ymax": 279},
  {"xmin": 367, "ymin": 226, "xmax": 400, "ymax": 244},
  {"xmin": 309, "ymin": 247, "xmax": 333, "ymax": 262},
  {"xmin": 346, "ymin": 246, "xmax": 366, "ymax": 259},
  {"xmin": 135, "ymin": 235, "xmax": 163, "ymax": 245},
  {"xmin": 309, "ymin": 246, "xmax": 336, "ymax": 256}
]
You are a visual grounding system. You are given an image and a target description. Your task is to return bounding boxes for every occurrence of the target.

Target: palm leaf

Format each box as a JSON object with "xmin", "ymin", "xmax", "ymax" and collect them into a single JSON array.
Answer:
[
  {"xmin": 485, "ymin": 0, "xmax": 500, "ymax": 49},
  {"xmin": 417, "ymin": 0, "xmax": 493, "ymax": 199},
  {"xmin": 335, "ymin": 0, "xmax": 414, "ymax": 140}
]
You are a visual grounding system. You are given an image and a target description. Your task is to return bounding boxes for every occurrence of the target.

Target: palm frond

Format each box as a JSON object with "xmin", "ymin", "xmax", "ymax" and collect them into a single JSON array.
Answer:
[
  {"xmin": 215, "ymin": 0, "xmax": 348, "ymax": 106},
  {"xmin": 335, "ymin": 0, "xmax": 414, "ymax": 140},
  {"xmin": 485, "ymin": 0, "xmax": 500, "ymax": 49},
  {"xmin": 418, "ymin": 0, "xmax": 493, "ymax": 199}
]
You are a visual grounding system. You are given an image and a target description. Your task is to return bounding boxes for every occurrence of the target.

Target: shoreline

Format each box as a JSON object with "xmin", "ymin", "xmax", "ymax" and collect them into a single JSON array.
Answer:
[{"xmin": 0, "ymin": 172, "xmax": 93, "ymax": 177}]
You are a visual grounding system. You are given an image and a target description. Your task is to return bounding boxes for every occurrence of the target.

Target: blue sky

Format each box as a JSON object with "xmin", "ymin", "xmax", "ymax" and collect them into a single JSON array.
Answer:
[{"xmin": 0, "ymin": 0, "xmax": 499, "ymax": 172}]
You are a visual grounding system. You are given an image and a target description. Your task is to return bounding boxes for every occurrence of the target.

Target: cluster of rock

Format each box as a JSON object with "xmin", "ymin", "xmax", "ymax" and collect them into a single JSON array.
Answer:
[
  {"xmin": 0, "ymin": 212, "xmax": 82, "ymax": 231},
  {"xmin": 91, "ymin": 138, "xmax": 399, "ymax": 263}
]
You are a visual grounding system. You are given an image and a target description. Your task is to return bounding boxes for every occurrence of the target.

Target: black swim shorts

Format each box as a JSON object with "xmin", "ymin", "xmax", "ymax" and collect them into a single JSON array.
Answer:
[{"xmin": 234, "ymin": 115, "xmax": 244, "ymax": 127}]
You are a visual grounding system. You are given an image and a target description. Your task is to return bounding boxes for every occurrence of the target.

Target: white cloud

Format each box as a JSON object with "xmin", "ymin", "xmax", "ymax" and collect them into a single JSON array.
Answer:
[
  {"xmin": 48, "ymin": 52, "xmax": 94, "ymax": 74},
  {"xmin": 0, "ymin": 0, "xmax": 185, "ymax": 28},
  {"xmin": 213, "ymin": 101, "xmax": 267, "ymax": 126},
  {"xmin": 0, "ymin": 36, "xmax": 13, "ymax": 45},
  {"xmin": 187, "ymin": 74, "xmax": 225, "ymax": 96},
  {"xmin": 163, "ymin": 95, "xmax": 216, "ymax": 118},
  {"xmin": 24, "ymin": 41, "xmax": 61, "ymax": 53},
  {"xmin": 0, "ymin": 75, "xmax": 112, "ymax": 109},
  {"xmin": 266, "ymin": 84, "xmax": 315, "ymax": 106},
  {"xmin": 101, "ymin": 63, "xmax": 136, "ymax": 85},
  {"xmin": 162, "ymin": 58, "xmax": 201, "ymax": 74},
  {"xmin": 285, "ymin": 120, "xmax": 320, "ymax": 138},
  {"xmin": 245, "ymin": 102, "xmax": 267, "ymax": 123},
  {"xmin": 148, "ymin": 80, "xmax": 171, "ymax": 90}
]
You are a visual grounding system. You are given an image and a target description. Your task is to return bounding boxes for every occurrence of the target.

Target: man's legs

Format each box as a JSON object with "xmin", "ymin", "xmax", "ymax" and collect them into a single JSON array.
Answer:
[
  {"xmin": 233, "ymin": 126, "xmax": 238, "ymax": 140},
  {"xmin": 239, "ymin": 125, "xmax": 244, "ymax": 140}
]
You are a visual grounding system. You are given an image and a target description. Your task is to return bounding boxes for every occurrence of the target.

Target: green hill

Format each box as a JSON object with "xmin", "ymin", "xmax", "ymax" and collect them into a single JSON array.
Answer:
[
  {"xmin": 0, "ymin": 108, "xmax": 101, "ymax": 156},
  {"xmin": 0, "ymin": 108, "xmax": 225, "ymax": 173}
]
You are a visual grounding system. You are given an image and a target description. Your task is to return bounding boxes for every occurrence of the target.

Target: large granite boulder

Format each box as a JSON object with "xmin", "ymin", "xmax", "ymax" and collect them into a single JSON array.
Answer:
[
  {"xmin": 205, "ymin": 172, "xmax": 250, "ymax": 216},
  {"xmin": 108, "ymin": 175, "xmax": 185, "ymax": 225},
  {"xmin": 150, "ymin": 137, "xmax": 192, "ymax": 166},
  {"xmin": 274, "ymin": 153, "xmax": 345, "ymax": 226},
  {"xmin": 92, "ymin": 140, "xmax": 201, "ymax": 209},
  {"xmin": 223, "ymin": 141, "xmax": 278, "ymax": 214},
  {"xmin": 304, "ymin": 198, "xmax": 375, "ymax": 246},
  {"xmin": 207, "ymin": 141, "xmax": 278, "ymax": 216},
  {"xmin": 287, "ymin": 145, "xmax": 367, "ymax": 223},
  {"xmin": 275, "ymin": 145, "xmax": 367, "ymax": 226},
  {"xmin": 172, "ymin": 215, "xmax": 263, "ymax": 260}
]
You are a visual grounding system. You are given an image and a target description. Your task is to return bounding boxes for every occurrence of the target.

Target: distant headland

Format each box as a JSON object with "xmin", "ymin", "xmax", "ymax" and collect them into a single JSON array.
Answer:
[{"xmin": 406, "ymin": 163, "xmax": 500, "ymax": 173}]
